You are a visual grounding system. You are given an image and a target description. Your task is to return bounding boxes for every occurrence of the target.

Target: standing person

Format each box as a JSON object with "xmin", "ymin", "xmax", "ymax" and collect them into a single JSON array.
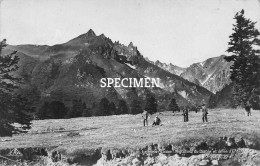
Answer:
[
  {"xmin": 245, "ymin": 102, "xmax": 252, "ymax": 116},
  {"xmin": 142, "ymin": 110, "xmax": 149, "ymax": 126},
  {"xmin": 183, "ymin": 107, "xmax": 186, "ymax": 122},
  {"xmin": 201, "ymin": 103, "xmax": 208, "ymax": 123},
  {"xmin": 186, "ymin": 107, "xmax": 189, "ymax": 122},
  {"xmin": 195, "ymin": 105, "xmax": 199, "ymax": 113},
  {"xmin": 183, "ymin": 107, "xmax": 189, "ymax": 122}
]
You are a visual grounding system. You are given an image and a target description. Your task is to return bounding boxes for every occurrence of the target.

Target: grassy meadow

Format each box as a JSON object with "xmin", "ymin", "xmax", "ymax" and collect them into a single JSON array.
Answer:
[{"xmin": 0, "ymin": 109, "xmax": 260, "ymax": 156}]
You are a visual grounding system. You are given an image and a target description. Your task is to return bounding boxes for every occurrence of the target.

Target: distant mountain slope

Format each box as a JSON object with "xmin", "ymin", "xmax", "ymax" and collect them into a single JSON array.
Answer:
[
  {"xmin": 149, "ymin": 55, "xmax": 232, "ymax": 94},
  {"xmin": 3, "ymin": 29, "xmax": 213, "ymax": 111},
  {"xmin": 113, "ymin": 41, "xmax": 212, "ymax": 105},
  {"xmin": 180, "ymin": 55, "xmax": 232, "ymax": 93},
  {"xmin": 145, "ymin": 58, "xmax": 186, "ymax": 76}
]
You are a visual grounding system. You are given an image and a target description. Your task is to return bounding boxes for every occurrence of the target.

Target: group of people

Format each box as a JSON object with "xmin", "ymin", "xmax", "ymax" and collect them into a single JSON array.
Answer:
[
  {"xmin": 141, "ymin": 103, "xmax": 209, "ymax": 126},
  {"xmin": 182, "ymin": 103, "xmax": 208, "ymax": 123},
  {"xmin": 142, "ymin": 110, "xmax": 162, "ymax": 126}
]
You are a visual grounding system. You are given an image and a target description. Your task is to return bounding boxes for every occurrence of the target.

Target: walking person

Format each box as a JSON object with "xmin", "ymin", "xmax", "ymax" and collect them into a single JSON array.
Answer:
[
  {"xmin": 142, "ymin": 110, "xmax": 149, "ymax": 126},
  {"xmin": 201, "ymin": 103, "xmax": 208, "ymax": 123}
]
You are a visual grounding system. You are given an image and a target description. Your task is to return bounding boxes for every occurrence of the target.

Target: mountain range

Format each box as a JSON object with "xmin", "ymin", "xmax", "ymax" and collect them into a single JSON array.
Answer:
[
  {"xmin": 150, "ymin": 55, "xmax": 232, "ymax": 94},
  {"xmin": 2, "ymin": 29, "xmax": 232, "ymax": 111}
]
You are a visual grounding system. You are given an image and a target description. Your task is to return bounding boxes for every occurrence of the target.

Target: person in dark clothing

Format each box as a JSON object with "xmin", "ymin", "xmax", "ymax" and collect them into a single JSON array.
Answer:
[
  {"xmin": 186, "ymin": 107, "xmax": 189, "ymax": 121},
  {"xmin": 245, "ymin": 106, "xmax": 251, "ymax": 116},
  {"xmin": 183, "ymin": 108, "xmax": 186, "ymax": 122},
  {"xmin": 183, "ymin": 107, "xmax": 189, "ymax": 122},
  {"xmin": 195, "ymin": 105, "xmax": 199, "ymax": 113},
  {"xmin": 245, "ymin": 102, "xmax": 252, "ymax": 116},
  {"xmin": 201, "ymin": 104, "xmax": 208, "ymax": 123},
  {"xmin": 142, "ymin": 110, "xmax": 149, "ymax": 126},
  {"xmin": 152, "ymin": 116, "xmax": 161, "ymax": 126}
]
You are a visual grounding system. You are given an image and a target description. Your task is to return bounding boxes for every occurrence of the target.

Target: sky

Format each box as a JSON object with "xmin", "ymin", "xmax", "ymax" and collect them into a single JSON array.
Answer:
[{"xmin": 0, "ymin": 0, "xmax": 260, "ymax": 67}]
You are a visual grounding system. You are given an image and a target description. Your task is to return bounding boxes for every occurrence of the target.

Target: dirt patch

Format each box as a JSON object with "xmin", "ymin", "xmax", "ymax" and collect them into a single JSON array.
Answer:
[{"xmin": 66, "ymin": 132, "xmax": 80, "ymax": 137}]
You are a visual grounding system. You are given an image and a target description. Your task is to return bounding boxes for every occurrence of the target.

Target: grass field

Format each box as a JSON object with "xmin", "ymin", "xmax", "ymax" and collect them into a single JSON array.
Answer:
[{"xmin": 0, "ymin": 109, "xmax": 260, "ymax": 157}]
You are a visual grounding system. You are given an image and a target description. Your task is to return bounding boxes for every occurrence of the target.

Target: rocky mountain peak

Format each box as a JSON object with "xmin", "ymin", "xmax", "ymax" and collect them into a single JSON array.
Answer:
[
  {"xmin": 99, "ymin": 33, "xmax": 106, "ymax": 39},
  {"xmin": 155, "ymin": 60, "xmax": 161, "ymax": 65},
  {"xmin": 151, "ymin": 59, "xmax": 186, "ymax": 76},
  {"xmin": 128, "ymin": 42, "xmax": 134, "ymax": 48},
  {"xmin": 86, "ymin": 29, "xmax": 96, "ymax": 37}
]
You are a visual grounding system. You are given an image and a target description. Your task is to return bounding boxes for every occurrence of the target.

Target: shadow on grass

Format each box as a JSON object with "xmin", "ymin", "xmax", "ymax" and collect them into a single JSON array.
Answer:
[{"xmin": 29, "ymin": 127, "xmax": 100, "ymax": 135}]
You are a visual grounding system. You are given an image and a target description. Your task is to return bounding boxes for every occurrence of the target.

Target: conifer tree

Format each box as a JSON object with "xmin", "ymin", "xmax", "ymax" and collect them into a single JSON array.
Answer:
[
  {"xmin": 82, "ymin": 102, "xmax": 91, "ymax": 117},
  {"xmin": 12, "ymin": 95, "xmax": 34, "ymax": 131},
  {"xmin": 66, "ymin": 99, "xmax": 83, "ymax": 118},
  {"xmin": 144, "ymin": 95, "xmax": 157, "ymax": 114},
  {"xmin": 96, "ymin": 97, "xmax": 110, "ymax": 116},
  {"xmin": 90, "ymin": 102, "xmax": 97, "ymax": 116},
  {"xmin": 82, "ymin": 108, "xmax": 91, "ymax": 117},
  {"xmin": 129, "ymin": 99, "xmax": 142, "ymax": 115},
  {"xmin": 168, "ymin": 98, "xmax": 180, "ymax": 113},
  {"xmin": 48, "ymin": 101, "xmax": 67, "ymax": 119},
  {"xmin": 0, "ymin": 39, "xmax": 33, "ymax": 136},
  {"xmin": 37, "ymin": 102, "xmax": 50, "ymax": 119},
  {"xmin": 72, "ymin": 99, "xmax": 84, "ymax": 117},
  {"xmin": 116, "ymin": 99, "xmax": 129, "ymax": 115},
  {"xmin": 225, "ymin": 10, "xmax": 260, "ymax": 109},
  {"xmin": 108, "ymin": 101, "xmax": 116, "ymax": 115},
  {"xmin": 65, "ymin": 108, "xmax": 74, "ymax": 119}
]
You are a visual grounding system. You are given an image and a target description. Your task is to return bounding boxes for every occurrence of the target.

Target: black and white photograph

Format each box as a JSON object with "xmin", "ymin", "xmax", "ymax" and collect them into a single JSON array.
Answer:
[{"xmin": 0, "ymin": 0, "xmax": 260, "ymax": 165}]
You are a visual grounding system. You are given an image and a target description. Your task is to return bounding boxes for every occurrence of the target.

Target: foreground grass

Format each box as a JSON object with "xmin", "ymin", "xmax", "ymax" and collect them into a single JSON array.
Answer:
[{"xmin": 0, "ymin": 109, "xmax": 260, "ymax": 156}]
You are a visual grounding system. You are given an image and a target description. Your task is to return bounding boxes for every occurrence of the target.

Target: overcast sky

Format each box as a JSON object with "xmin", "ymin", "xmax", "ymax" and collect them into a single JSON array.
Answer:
[{"xmin": 1, "ymin": 0, "xmax": 260, "ymax": 67}]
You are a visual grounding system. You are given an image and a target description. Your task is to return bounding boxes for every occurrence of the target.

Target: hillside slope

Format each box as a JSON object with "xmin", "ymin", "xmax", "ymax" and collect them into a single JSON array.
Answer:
[
  {"xmin": 151, "ymin": 55, "xmax": 233, "ymax": 94},
  {"xmin": 180, "ymin": 55, "xmax": 232, "ymax": 93},
  {"xmin": 3, "ymin": 29, "xmax": 213, "ymax": 110},
  {"xmin": 146, "ymin": 58, "xmax": 186, "ymax": 76}
]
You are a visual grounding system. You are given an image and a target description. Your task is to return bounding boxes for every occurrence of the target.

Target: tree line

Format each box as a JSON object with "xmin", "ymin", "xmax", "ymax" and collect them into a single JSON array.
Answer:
[
  {"xmin": 36, "ymin": 95, "xmax": 186, "ymax": 120},
  {"xmin": 36, "ymin": 94, "xmax": 160, "ymax": 119}
]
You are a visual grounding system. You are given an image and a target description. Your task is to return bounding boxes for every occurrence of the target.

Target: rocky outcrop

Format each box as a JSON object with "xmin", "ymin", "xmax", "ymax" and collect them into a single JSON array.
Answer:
[
  {"xmin": 203, "ymin": 66, "xmax": 232, "ymax": 94},
  {"xmin": 0, "ymin": 136, "xmax": 259, "ymax": 165},
  {"xmin": 147, "ymin": 59, "xmax": 186, "ymax": 76},
  {"xmin": 98, "ymin": 149, "xmax": 260, "ymax": 166},
  {"xmin": 96, "ymin": 136, "xmax": 260, "ymax": 166}
]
